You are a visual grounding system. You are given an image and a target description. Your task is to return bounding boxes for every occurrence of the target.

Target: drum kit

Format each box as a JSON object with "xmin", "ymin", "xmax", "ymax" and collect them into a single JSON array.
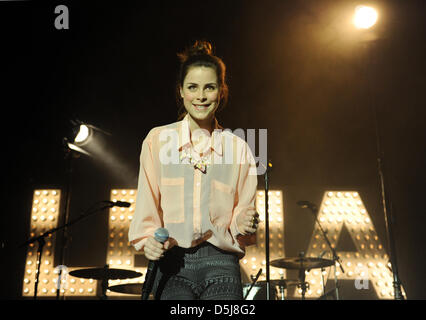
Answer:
[
  {"xmin": 243, "ymin": 252, "xmax": 335, "ymax": 300},
  {"xmin": 68, "ymin": 265, "xmax": 143, "ymax": 299},
  {"xmin": 68, "ymin": 252, "xmax": 335, "ymax": 300}
]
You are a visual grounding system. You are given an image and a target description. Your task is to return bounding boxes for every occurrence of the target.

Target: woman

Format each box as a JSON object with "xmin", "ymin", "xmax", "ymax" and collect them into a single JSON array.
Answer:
[{"xmin": 129, "ymin": 40, "xmax": 259, "ymax": 300}]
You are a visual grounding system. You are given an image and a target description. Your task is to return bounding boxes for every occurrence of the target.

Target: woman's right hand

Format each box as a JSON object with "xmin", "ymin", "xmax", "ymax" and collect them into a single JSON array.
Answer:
[{"xmin": 143, "ymin": 236, "xmax": 175, "ymax": 261}]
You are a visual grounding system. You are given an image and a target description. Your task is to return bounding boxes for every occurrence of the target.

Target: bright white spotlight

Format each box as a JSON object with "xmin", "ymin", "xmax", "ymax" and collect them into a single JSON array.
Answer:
[
  {"xmin": 74, "ymin": 124, "xmax": 91, "ymax": 144},
  {"xmin": 353, "ymin": 6, "xmax": 378, "ymax": 29},
  {"xmin": 66, "ymin": 142, "xmax": 91, "ymax": 156}
]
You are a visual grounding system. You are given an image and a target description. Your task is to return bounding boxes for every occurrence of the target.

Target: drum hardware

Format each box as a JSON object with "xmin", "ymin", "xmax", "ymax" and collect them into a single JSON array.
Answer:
[
  {"xmin": 258, "ymin": 279, "xmax": 299, "ymax": 300},
  {"xmin": 318, "ymin": 251, "xmax": 327, "ymax": 297},
  {"xmin": 108, "ymin": 283, "xmax": 144, "ymax": 295},
  {"xmin": 317, "ymin": 286, "xmax": 341, "ymax": 300},
  {"xmin": 297, "ymin": 252, "xmax": 309, "ymax": 300},
  {"xmin": 297, "ymin": 200, "xmax": 345, "ymax": 300},
  {"xmin": 271, "ymin": 252, "xmax": 334, "ymax": 300},
  {"xmin": 69, "ymin": 265, "xmax": 142, "ymax": 300},
  {"xmin": 243, "ymin": 278, "xmax": 299, "ymax": 300},
  {"xmin": 270, "ymin": 255, "xmax": 334, "ymax": 270},
  {"xmin": 243, "ymin": 268, "xmax": 262, "ymax": 300},
  {"xmin": 278, "ymin": 281, "xmax": 285, "ymax": 300}
]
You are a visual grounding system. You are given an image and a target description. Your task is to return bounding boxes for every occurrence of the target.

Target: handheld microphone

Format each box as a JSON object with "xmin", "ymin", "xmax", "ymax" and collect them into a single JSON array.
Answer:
[
  {"xmin": 141, "ymin": 228, "xmax": 169, "ymax": 300},
  {"xmin": 103, "ymin": 200, "xmax": 131, "ymax": 208}
]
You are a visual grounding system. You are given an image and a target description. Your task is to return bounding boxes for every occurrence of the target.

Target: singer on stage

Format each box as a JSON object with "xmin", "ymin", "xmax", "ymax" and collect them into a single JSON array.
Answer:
[{"xmin": 129, "ymin": 40, "xmax": 259, "ymax": 300}]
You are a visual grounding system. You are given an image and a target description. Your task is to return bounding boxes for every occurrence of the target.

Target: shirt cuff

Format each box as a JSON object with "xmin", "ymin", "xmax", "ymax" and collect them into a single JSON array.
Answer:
[{"xmin": 132, "ymin": 237, "xmax": 148, "ymax": 252}]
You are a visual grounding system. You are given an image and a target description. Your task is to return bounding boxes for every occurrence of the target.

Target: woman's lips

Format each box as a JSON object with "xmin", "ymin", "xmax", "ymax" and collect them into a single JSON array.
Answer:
[{"xmin": 193, "ymin": 103, "xmax": 211, "ymax": 111}]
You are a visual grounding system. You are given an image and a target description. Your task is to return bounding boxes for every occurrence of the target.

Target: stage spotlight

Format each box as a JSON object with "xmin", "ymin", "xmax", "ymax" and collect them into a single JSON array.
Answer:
[
  {"xmin": 70, "ymin": 120, "xmax": 95, "ymax": 147},
  {"xmin": 353, "ymin": 5, "xmax": 378, "ymax": 29},
  {"xmin": 64, "ymin": 119, "xmax": 111, "ymax": 155},
  {"xmin": 66, "ymin": 141, "xmax": 91, "ymax": 156},
  {"xmin": 63, "ymin": 120, "xmax": 95, "ymax": 156},
  {"xmin": 74, "ymin": 124, "xmax": 91, "ymax": 145}
]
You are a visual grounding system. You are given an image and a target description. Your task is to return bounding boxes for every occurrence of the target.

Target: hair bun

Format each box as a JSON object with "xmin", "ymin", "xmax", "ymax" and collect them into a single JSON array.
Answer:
[
  {"xmin": 178, "ymin": 40, "xmax": 213, "ymax": 62},
  {"xmin": 190, "ymin": 40, "xmax": 213, "ymax": 56}
]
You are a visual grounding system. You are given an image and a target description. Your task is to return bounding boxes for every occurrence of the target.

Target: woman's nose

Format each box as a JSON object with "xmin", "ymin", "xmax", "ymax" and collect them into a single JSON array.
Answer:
[{"xmin": 196, "ymin": 90, "xmax": 207, "ymax": 101}]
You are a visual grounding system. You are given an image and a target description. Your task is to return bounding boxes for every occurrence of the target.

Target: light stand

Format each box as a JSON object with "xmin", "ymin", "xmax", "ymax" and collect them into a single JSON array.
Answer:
[
  {"xmin": 362, "ymin": 40, "xmax": 404, "ymax": 300},
  {"xmin": 263, "ymin": 161, "xmax": 272, "ymax": 300},
  {"xmin": 55, "ymin": 139, "xmax": 75, "ymax": 299},
  {"xmin": 54, "ymin": 121, "xmax": 93, "ymax": 299}
]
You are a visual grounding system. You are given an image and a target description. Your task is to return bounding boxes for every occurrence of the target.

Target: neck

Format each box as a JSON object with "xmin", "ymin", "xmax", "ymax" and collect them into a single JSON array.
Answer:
[{"xmin": 187, "ymin": 115, "xmax": 215, "ymax": 135}]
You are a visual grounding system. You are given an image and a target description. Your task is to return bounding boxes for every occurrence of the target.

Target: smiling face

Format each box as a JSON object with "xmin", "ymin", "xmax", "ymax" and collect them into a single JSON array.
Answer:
[{"xmin": 179, "ymin": 66, "xmax": 220, "ymax": 132}]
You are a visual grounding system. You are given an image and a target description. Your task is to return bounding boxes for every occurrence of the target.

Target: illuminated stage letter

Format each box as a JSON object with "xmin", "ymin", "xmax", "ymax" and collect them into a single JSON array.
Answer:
[
  {"xmin": 22, "ymin": 190, "xmax": 97, "ymax": 297},
  {"xmin": 105, "ymin": 189, "xmax": 144, "ymax": 297},
  {"xmin": 295, "ymin": 191, "xmax": 406, "ymax": 299},
  {"xmin": 23, "ymin": 188, "xmax": 405, "ymax": 299}
]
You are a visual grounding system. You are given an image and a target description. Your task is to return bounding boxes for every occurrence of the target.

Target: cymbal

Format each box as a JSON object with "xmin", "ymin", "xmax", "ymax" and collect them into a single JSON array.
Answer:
[
  {"xmin": 255, "ymin": 279, "xmax": 300, "ymax": 288},
  {"xmin": 271, "ymin": 257, "xmax": 334, "ymax": 270},
  {"xmin": 69, "ymin": 268, "xmax": 142, "ymax": 280},
  {"xmin": 108, "ymin": 283, "xmax": 143, "ymax": 295}
]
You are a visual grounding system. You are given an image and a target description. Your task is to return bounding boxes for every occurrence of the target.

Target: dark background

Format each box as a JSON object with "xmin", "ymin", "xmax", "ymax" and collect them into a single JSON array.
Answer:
[{"xmin": 1, "ymin": 0, "xmax": 425, "ymax": 299}]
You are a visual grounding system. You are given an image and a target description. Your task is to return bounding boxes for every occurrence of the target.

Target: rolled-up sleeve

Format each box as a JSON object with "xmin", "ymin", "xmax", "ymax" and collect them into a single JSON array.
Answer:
[
  {"xmin": 229, "ymin": 140, "xmax": 258, "ymax": 247},
  {"xmin": 128, "ymin": 134, "xmax": 162, "ymax": 251}
]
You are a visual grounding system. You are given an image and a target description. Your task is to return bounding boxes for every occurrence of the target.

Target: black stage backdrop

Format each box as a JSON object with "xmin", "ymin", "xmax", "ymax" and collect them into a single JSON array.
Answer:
[{"xmin": 1, "ymin": 0, "xmax": 425, "ymax": 300}]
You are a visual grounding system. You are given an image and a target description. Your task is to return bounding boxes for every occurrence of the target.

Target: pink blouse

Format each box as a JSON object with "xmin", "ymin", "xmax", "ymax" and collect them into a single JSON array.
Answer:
[{"xmin": 128, "ymin": 115, "xmax": 258, "ymax": 257}]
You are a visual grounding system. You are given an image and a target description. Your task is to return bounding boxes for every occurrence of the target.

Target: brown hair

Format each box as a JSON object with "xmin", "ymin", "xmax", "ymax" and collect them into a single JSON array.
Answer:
[{"xmin": 176, "ymin": 40, "xmax": 229, "ymax": 120}]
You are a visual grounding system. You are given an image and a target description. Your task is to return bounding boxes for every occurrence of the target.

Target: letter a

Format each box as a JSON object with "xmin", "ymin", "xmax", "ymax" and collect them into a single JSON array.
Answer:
[{"xmin": 54, "ymin": 5, "xmax": 69, "ymax": 30}]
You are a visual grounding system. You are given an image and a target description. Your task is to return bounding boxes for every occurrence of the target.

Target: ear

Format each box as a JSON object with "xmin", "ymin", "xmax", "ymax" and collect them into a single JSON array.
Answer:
[{"xmin": 179, "ymin": 86, "xmax": 184, "ymax": 98}]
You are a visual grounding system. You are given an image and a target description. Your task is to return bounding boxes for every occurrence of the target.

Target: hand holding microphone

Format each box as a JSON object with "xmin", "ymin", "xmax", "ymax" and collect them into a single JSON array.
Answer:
[
  {"xmin": 144, "ymin": 232, "xmax": 175, "ymax": 261},
  {"xmin": 141, "ymin": 228, "xmax": 171, "ymax": 300}
]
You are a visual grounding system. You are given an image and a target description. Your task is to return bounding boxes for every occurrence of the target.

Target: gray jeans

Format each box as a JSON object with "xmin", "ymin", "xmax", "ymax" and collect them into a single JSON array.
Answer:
[{"xmin": 153, "ymin": 242, "xmax": 243, "ymax": 300}]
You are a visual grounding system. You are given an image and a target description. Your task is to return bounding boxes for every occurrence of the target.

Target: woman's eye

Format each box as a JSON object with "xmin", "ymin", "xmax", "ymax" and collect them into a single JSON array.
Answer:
[
  {"xmin": 187, "ymin": 85, "xmax": 196, "ymax": 90},
  {"xmin": 206, "ymin": 86, "xmax": 217, "ymax": 91}
]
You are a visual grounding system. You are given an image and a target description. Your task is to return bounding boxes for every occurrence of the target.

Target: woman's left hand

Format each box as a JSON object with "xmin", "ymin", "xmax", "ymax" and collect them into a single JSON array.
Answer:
[{"xmin": 236, "ymin": 210, "xmax": 259, "ymax": 235}]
